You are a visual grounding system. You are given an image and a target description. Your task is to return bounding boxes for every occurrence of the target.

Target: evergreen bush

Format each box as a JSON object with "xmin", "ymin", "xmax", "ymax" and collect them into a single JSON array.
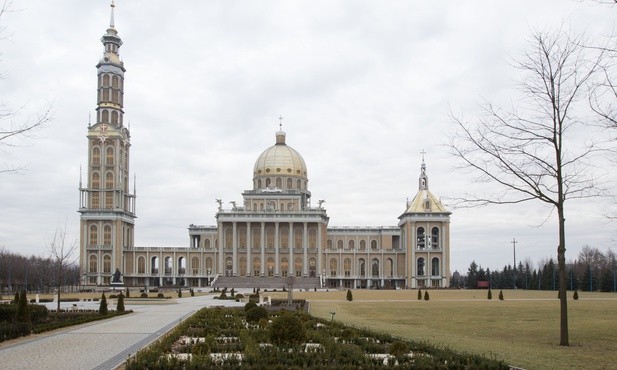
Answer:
[
  {"xmin": 244, "ymin": 302, "xmax": 258, "ymax": 311},
  {"xmin": 487, "ymin": 289, "xmax": 492, "ymax": 300},
  {"xmin": 424, "ymin": 291, "xmax": 430, "ymax": 301},
  {"xmin": 269, "ymin": 312, "xmax": 306, "ymax": 346},
  {"xmin": 178, "ymin": 289, "xmax": 182, "ymax": 298},
  {"xmin": 140, "ymin": 293, "xmax": 148, "ymax": 298},
  {"xmin": 573, "ymin": 290, "xmax": 579, "ymax": 300},
  {"xmin": 346, "ymin": 289, "xmax": 353, "ymax": 301},
  {"xmin": 389, "ymin": 340, "xmax": 409, "ymax": 358},
  {"xmin": 417, "ymin": 289, "xmax": 422, "ymax": 300},
  {"xmin": 499, "ymin": 290, "xmax": 504, "ymax": 300},
  {"xmin": 157, "ymin": 293, "xmax": 165, "ymax": 298},
  {"xmin": 246, "ymin": 306, "xmax": 269, "ymax": 323},
  {"xmin": 126, "ymin": 287, "xmax": 130, "ymax": 298},
  {"xmin": 99, "ymin": 293, "xmax": 108, "ymax": 315},
  {"xmin": 190, "ymin": 288, "xmax": 195, "ymax": 297},
  {"xmin": 15, "ymin": 291, "xmax": 31, "ymax": 326},
  {"xmin": 117, "ymin": 293, "xmax": 125, "ymax": 312}
]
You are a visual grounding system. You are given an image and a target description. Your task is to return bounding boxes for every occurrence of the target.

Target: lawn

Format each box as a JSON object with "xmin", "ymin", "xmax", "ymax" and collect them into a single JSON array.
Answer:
[{"xmin": 268, "ymin": 289, "xmax": 617, "ymax": 370}]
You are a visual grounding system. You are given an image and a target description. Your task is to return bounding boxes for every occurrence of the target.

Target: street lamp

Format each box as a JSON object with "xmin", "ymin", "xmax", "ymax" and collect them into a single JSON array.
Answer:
[{"xmin": 511, "ymin": 238, "xmax": 517, "ymax": 289}]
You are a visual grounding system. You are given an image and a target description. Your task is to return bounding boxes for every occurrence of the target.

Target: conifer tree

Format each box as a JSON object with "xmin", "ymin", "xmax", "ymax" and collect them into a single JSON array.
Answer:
[
  {"xmin": 178, "ymin": 289, "xmax": 182, "ymax": 298},
  {"xmin": 573, "ymin": 290, "xmax": 579, "ymax": 300},
  {"xmin": 125, "ymin": 287, "xmax": 130, "ymax": 298},
  {"xmin": 346, "ymin": 289, "xmax": 353, "ymax": 301},
  {"xmin": 99, "ymin": 293, "xmax": 108, "ymax": 314},
  {"xmin": 424, "ymin": 291, "xmax": 430, "ymax": 301},
  {"xmin": 16, "ymin": 290, "xmax": 30, "ymax": 325},
  {"xmin": 498, "ymin": 289, "xmax": 504, "ymax": 301},
  {"xmin": 487, "ymin": 289, "xmax": 492, "ymax": 300},
  {"xmin": 116, "ymin": 293, "xmax": 125, "ymax": 312},
  {"xmin": 417, "ymin": 289, "xmax": 422, "ymax": 300}
]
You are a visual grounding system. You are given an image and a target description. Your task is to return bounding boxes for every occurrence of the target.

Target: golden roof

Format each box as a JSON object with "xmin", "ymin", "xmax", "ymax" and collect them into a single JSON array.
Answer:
[{"xmin": 253, "ymin": 130, "xmax": 307, "ymax": 180}]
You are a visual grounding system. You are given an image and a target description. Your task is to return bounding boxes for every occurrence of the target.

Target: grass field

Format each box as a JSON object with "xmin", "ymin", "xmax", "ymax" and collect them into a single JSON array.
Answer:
[{"xmin": 268, "ymin": 289, "xmax": 617, "ymax": 370}]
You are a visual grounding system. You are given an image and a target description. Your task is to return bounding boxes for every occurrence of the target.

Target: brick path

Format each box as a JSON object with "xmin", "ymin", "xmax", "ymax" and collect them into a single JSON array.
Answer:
[{"xmin": 0, "ymin": 294, "xmax": 244, "ymax": 370}]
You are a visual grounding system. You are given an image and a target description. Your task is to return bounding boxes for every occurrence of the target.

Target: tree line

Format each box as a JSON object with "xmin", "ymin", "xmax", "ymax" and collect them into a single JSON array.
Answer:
[
  {"xmin": 0, "ymin": 247, "xmax": 80, "ymax": 294},
  {"xmin": 451, "ymin": 246, "xmax": 617, "ymax": 292}
]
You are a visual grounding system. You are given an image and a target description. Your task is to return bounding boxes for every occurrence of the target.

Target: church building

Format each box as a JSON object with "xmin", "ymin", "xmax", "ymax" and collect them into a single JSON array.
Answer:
[{"xmin": 79, "ymin": 3, "xmax": 451, "ymax": 290}]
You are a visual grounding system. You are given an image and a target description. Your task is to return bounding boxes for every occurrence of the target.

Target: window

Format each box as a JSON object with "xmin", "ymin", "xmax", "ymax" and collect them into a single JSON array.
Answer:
[
  {"xmin": 111, "ymin": 110, "xmax": 118, "ymax": 124},
  {"xmin": 297, "ymin": 179, "xmax": 301, "ymax": 189},
  {"xmin": 417, "ymin": 227, "xmax": 426, "ymax": 249},
  {"xmin": 295, "ymin": 258, "xmax": 302, "ymax": 277},
  {"xmin": 253, "ymin": 257, "xmax": 261, "ymax": 276},
  {"xmin": 106, "ymin": 147, "xmax": 114, "ymax": 165},
  {"xmin": 112, "ymin": 75, "xmax": 119, "ymax": 89},
  {"xmin": 294, "ymin": 227, "xmax": 302, "ymax": 248},
  {"xmin": 372, "ymin": 259, "xmax": 379, "ymax": 277},
  {"xmin": 206, "ymin": 257, "xmax": 212, "ymax": 275},
  {"xmin": 348, "ymin": 240, "xmax": 355, "ymax": 250},
  {"xmin": 89, "ymin": 254, "xmax": 98, "ymax": 273},
  {"xmin": 327, "ymin": 239, "xmax": 333, "ymax": 249},
  {"xmin": 89, "ymin": 225, "xmax": 98, "ymax": 245},
  {"xmin": 91, "ymin": 192, "xmax": 99, "ymax": 208},
  {"xmin": 280, "ymin": 227, "xmax": 288, "ymax": 248},
  {"xmin": 417, "ymin": 258, "xmax": 425, "ymax": 276},
  {"xmin": 105, "ymin": 172, "xmax": 113, "ymax": 189},
  {"xmin": 431, "ymin": 227, "xmax": 440, "ymax": 249},
  {"xmin": 344, "ymin": 258, "xmax": 351, "ymax": 277},
  {"xmin": 276, "ymin": 177, "xmax": 282, "ymax": 188},
  {"xmin": 105, "ymin": 193, "xmax": 113, "ymax": 209},
  {"xmin": 360, "ymin": 240, "xmax": 366, "ymax": 250},
  {"xmin": 151, "ymin": 256, "xmax": 159, "ymax": 274},
  {"xmin": 137, "ymin": 256, "xmax": 145, "ymax": 274},
  {"xmin": 92, "ymin": 172, "xmax": 100, "ymax": 189},
  {"xmin": 92, "ymin": 147, "xmax": 100, "ymax": 165},
  {"xmin": 267, "ymin": 257, "xmax": 274, "ymax": 277},
  {"xmin": 431, "ymin": 257, "xmax": 440, "ymax": 276},
  {"xmin": 337, "ymin": 240, "xmax": 343, "ymax": 249},
  {"xmin": 102, "ymin": 74, "xmax": 110, "ymax": 87},
  {"xmin": 265, "ymin": 178, "xmax": 271, "ymax": 187},
  {"xmin": 371, "ymin": 240, "xmax": 377, "ymax": 250},
  {"xmin": 178, "ymin": 257, "xmax": 186, "ymax": 274},
  {"xmin": 165, "ymin": 257, "xmax": 173, "ymax": 274},
  {"xmin": 257, "ymin": 179, "xmax": 262, "ymax": 188},
  {"xmin": 102, "ymin": 110, "xmax": 109, "ymax": 123},
  {"xmin": 330, "ymin": 258, "xmax": 337, "ymax": 277},
  {"xmin": 281, "ymin": 258, "xmax": 288, "ymax": 277},
  {"xmin": 103, "ymin": 254, "xmax": 111, "ymax": 273},
  {"xmin": 103, "ymin": 225, "xmax": 112, "ymax": 245},
  {"xmin": 287, "ymin": 178, "xmax": 292, "ymax": 189},
  {"xmin": 225, "ymin": 227, "xmax": 232, "ymax": 249},
  {"xmin": 359, "ymin": 259, "xmax": 366, "ymax": 277},
  {"xmin": 204, "ymin": 239, "xmax": 211, "ymax": 249},
  {"xmin": 239, "ymin": 257, "xmax": 247, "ymax": 276}
]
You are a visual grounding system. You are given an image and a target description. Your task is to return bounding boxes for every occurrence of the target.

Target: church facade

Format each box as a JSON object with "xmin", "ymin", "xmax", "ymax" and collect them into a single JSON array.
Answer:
[{"xmin": 79, "ymin": 3, "xmax": 451, "ymax": 290}]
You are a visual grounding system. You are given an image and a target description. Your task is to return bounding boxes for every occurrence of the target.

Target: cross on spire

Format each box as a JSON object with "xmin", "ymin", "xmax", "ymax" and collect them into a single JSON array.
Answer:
[
  {"xmin": 278, "ymin": 115, "xmax": 284, "ymax": 131},
  {"xmin": 110, "ymin": 0, "xmax": 116, "ymax": 28},
  {"xmin": 420, "ymin": 149, "xmax": 426, "ymax": 163}
]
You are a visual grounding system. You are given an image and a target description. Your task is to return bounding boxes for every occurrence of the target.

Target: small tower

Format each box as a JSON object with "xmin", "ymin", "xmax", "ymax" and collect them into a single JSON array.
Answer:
[
  {"xmin": 398, "ymin": 155, "xmax": 451, "ymax": 288},
  {"xmin": 79, "ymin": 1, "xmax": 136, "ymax": 286}
]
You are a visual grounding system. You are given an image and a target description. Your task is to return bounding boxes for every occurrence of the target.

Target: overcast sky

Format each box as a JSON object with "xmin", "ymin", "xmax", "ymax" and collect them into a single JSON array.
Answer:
[{"xmin": 1, "ymin": 0, "xmax": 615, "ymax": 273}]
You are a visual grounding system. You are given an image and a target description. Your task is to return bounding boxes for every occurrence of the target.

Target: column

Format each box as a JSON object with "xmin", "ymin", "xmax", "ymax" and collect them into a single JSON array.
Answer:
[
  {"xmin": 303, "ymin": 222, "xmax": 308, "ymax": 277},
  {"xmin": 317, "ymin": 222, "xmax": 323, "ymax": 279},
  {"xmin": 260, "ymin": 222, "xmax": 265, "ymax": 276},
  {"xmin": 232, "ymin": 222, "xmax": 237, "ymax": 276},
  {"xmin": 246, "ymin": 222, "xmax": 251, "ymax": 276},
  {"xmin": 274, "ymin": 222, "xmax": 280, "ymax": 276},
  {"xmin": 218, "ymin": 224, "xmax": 224, "ymax": 275},
  {"xmin": 288, "ymin": 221, "xmax": 293, "ymax": 276}
]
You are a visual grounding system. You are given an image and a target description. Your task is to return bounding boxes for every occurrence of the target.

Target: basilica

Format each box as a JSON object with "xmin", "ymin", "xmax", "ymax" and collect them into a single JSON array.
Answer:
[{"xmin": 79, "ymin": 3, "xmax": 451, "ymax": 290}]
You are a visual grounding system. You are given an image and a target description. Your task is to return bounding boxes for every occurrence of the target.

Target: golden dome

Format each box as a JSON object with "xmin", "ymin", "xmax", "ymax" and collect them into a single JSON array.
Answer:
[{"xmin": 253, "ymin": 130, "xmax": 308, "ymax": 189}]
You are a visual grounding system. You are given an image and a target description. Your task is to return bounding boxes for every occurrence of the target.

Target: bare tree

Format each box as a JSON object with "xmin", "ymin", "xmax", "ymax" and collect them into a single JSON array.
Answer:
[
  {"xmin": 447, "ymin": 29, "xmax": 608, "ymax": 346},
  {"xmin": 48, "ymin": 223, "xmax": 78, "ymax": 313},
  {"xmin": 0, "ymin": 0, "xmax": 51, "ymax": 174}
]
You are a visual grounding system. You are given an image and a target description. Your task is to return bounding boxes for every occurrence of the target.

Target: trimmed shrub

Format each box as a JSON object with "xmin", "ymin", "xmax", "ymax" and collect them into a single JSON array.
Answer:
[
  {"xmin": 499, "ymin": 290, "xmax": 504, "ymax": 301},
  {"xmin": 487, "ymin": 289, "xmax": 493, "ymax": 300},
  {"xmin": 140, "ymin": 293, "xmax": 148, "ymax": 298},
  {"xmin": 235, "ymin": 293, "xmax": 244, "ymax": 299},
  {"xmin": 269, "ymin": 312, "xmax": 306, "ymax": 346},
  {"xmin": 190, "ymin": 288, "xmax": 195, "ymax": 297},
  {"xmin": 219, "ymin": 292, "xmax": 227, "ymax": 299},
  {"xmin": 16, "ymin": 291, "xmax": 31, "ymax": 326},
  {"xmin": 99, "ymin": 293, "xmax": 108, "ymax": 315},
  {"xmin": 424, "ymin": 291, "xmax": 430, "ymax": 301},
  {"xmin": 573, "ymin": 290, "xmax": 579, "ymax": 300},
  {"xmin": 157, "ymin": 293, "xmax": 165, "ymax": 299},
  {"xmin": 346, "ymin": 289, "xmax": 353, "ymax": 301},
  {"xmin": 417, "ymin": 289, "xmax": 422, "ymax": 300},
  {"xmin": 244, "ymin": 302, "xmax": 257, "ymax": 311},
  {"xmin": 28, "ymin": 305, "xmax": 49, "ymax": 323},
  {"xmin": 389, "ymin": 340, "xmax": 409, "ymax": 358},
  {"xmin": 177, "ymin": 289, "xmax": 182, "ymax": 298},
  {"xmin": 125, "ymin": 287, "xmax": 130, "ymax": 298},
  {"xmin": 246, "ymin": 306, "xmax": 269, "ymax": 323},
  {"xmin": 117, "ymin": 293, "xmax": 125, "ymax": 312}
]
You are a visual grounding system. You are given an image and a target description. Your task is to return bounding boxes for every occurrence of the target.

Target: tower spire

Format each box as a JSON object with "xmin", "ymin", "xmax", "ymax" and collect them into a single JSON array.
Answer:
[
  {"xmin": 419, "ymin": 150, "xmax": 428, "ymax": 190},
  {"xmin": 110, "ymin": 1, "xmax": 116, "ymax": 28}
]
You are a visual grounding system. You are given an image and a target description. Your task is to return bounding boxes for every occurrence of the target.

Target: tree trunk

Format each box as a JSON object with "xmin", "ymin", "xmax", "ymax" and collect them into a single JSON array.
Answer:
[{"xmin": 557, "ymin": 204, "xmax": 569, "ymax": 346}]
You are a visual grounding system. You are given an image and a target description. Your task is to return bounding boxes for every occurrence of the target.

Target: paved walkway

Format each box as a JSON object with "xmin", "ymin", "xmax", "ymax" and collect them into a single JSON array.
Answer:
[{"xmin": 0, "ymin": 294, "xmax": 245, "ymax": 370}]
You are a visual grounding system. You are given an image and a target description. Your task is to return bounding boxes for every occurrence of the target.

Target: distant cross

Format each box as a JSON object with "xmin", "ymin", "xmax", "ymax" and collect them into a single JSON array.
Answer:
[
  {"xmin": 511, "ymin": 238, "xmax": 518, "ymax": 288},
  {"xmin": 278, "ymin": 115, "xmax": 283, "ymax": 130},
  {"xmin": 98, "ymin": 124, "xmax": 109, "ymax": 143},
  {"xmin": 420, "ymin": 149, "xmax": 426, "ymax": 163}
]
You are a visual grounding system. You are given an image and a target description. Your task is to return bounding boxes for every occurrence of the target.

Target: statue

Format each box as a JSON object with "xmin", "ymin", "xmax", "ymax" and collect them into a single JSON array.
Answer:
[
  {"xmin": 216, "ymin": 198, "xmax": 223, "ymax": 211},
  {"xmin": 318, "ymin": 199, "xmax": 325, "ymax": 208},
  {"xmin": 230, "ymin": 201, "xmax": 237, "ymax": 210},
  {"xmin": 112, "ymin": 268, "xmax": 122, "ymax": 283}
]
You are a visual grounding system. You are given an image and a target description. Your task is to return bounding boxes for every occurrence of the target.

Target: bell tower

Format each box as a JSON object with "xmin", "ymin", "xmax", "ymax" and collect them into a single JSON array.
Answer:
[{"xmin": 79, "ymin": 1, "xmax": 136, "ymax": 286}]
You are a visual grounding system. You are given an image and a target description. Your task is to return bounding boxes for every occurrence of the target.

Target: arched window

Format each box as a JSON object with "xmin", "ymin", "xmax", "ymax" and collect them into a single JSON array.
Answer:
[
  {"xmin": 89, "ymin": 254, "xmax": 98, "ymax": 273},
  {"xmin": 225, "ymin": 257, "xmax": 233, "ymax": 277},
  {"xmin": 238, "ymin": 227, "xmax": 247, "ymax": 248},
  {"xmin": 205, "ymin": 257, "xmax": 212, "ymax": 274},
  {"xmin": 151, "ymin": 256, "xmax": 159, "ymax": 274},
  {"xmin": 359, "ymin": 258, "xmax": 366, "ymax": 277},
  {"xmin": 178, "ymin": 257, "xmax": 186, "ymax": 274},
  {"xmin": 417, "ymin": 257, "xmax": 425, "ymax": 276},
  {"xmin": 267, "ymin": 257, "xmax": 274, "ymax": 277},
  {"xmin": 295, "ymin": 257, "xmax": 302, "ymax": 277},
  {"xmin": 386, "ymin": 258, "xmax": 394, "ymax": 277},
  {"xmin": 281, "ymin": 258, "xmax": 289, "ymax": 277},
  {"xmin": 103, "ymin": 225, "xmax": 112, "ymax": 245},
  {"xmin": 309, "ymin": 258, "xmax": 316, "ymax": 277},
  {"xmin": 371, "ymin": 240, "xmax": 377, "ymax": 250},
  {"xmin": 294, "ymin": 227, "xmax": 302, "ymax": 248},
  {"xmin": 337, "ymin": 240, "xmax": 343, "ymax": 249},
  {"xmin": 204, "ymin": 239, "xmax": 211, "ymax": 249},
  {"xmin": 191, "ymin": 257, "xmax": 199, "ymax": 275},
  {"xmin": 102, "ymin": 110, "xmax": 109, "ymax": 123},
  {"xmin": 137, "ymin": 256, "xmax": 145, "ymax": 274},
  {"xmin": 239, "ymin": 257, "xmax": 247, "ymax": 276},
  {"xmin": 89, "ymin": 225, "xmax": 98, "ymax": 245},
  {"xmin": 92, "ymin": 192, "xmax": 99, "ymax": 208},
  {"xmin": 372, "ymin": 258, "xmax": 379, "ymax": 277},
  {"xmin": 112, "ymin": 75, "xmax": 119, "ymax": 89},
  {"xmin": 111, "ymin": 110, "xmax": 118, "ymax": 124},
  {"xmin": 252, "ymin": 228, "xmax": 260, "ymax": 249},
  {"xmin": 344, "ymin": 258, "xmax": 352, "ymax": 277},
  {"xmin": 431, "ymin": 257, "xmax": 440, "ymax": 276},
  {"xmin": 360, "ymin": 240, "xmax": 366, "ymax": 250},
  {"xmin": 330, "ymin": 258, "xmax": 337, "ymax": 277},
  {"xmin": 308, "ymin": 228, "xmax": 317, "ymax": 248},
  {"xmin": 92, "ymin": 147, "xmax": 100, "ymax": 165},
  {"xmin": 431, "ymin": 227, "xmax": 440, "ymax": 249},
  {"xmin": 266, "ymin": 227, "xmax": 274, "ymax": 248},
  {"xmin": 253, "ymin": 257, "xmax": 261, "ymax": 276},
  {"xmin": 103, "ymin": 254, "xmax": 111, "ymax": 273},
  {"xmin": 105, "ymin": 192, "xmax": 113, "ymax": 209},
  {"xmin": 417, "ymin": 227, "xmax": 426, "ymax": 249},
  {"xmin": 265, "ymin": 178, "xmax": 271, "ymax": 187},
  {"xmin": 106, "ymin": 146, "xmax": 114, "ymax": 165},
  {"xmin": 225, "ymin": 227, "xmax": 232, "ymax": 249},
  {"xmin": 348, "ymin": 240, "xmax": 355, "ymax": 250},
  {"xmin": 92, "ymin": 172, "xmax": 100, "ymax": 189},
  {"xmin": 288, "ymin": 202, "xmax": 293, "ymax": 211},
  {"xmin": 257, "ymin": 179, "xmax": 262, "ymax": 188},
  {"xmin": 287, "ymin": 178, "xmax": 293, "ymax": 189},
  {"xmin": 102, "ymin": 74, "xmax": 110, "ymax": 87},
  {"xmin": 297, "ymin": 179, "xmax": 302, "ymax": 190},
  {"xmin": 105, "ymin": 172, "xmax": 113, "ymax": 189},
  {"xmin": 276, "ymin": 177, "xmax": 282, "ymax": 188}
]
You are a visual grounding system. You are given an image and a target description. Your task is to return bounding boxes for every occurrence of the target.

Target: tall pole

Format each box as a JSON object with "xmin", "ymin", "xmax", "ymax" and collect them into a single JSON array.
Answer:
[{"xmin": 511, "ymin": 238, "xmax": 517, "ymax": 289}]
